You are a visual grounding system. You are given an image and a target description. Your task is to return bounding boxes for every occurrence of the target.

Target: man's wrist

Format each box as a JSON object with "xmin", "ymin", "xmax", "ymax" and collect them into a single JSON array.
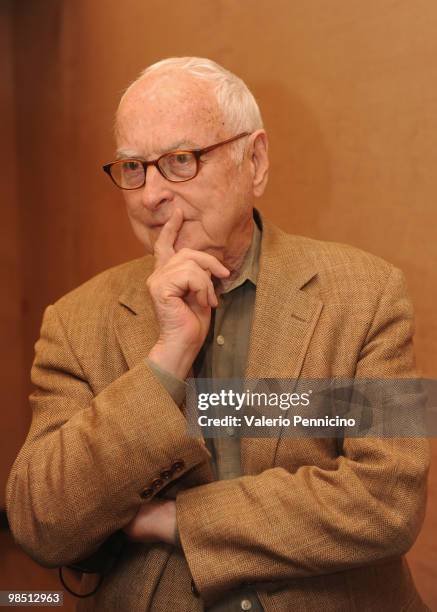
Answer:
[
  {"xmin": 148, "ymin": 342, "xmax": 197, "ymax": 380},
  {"xmin": 146, "ymin": 358, "xmax": 187, "ymax": 407}
]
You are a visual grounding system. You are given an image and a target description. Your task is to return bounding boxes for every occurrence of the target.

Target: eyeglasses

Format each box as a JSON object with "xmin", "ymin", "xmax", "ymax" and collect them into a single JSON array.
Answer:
[{"xmin": 102, "ymin": 132, "xmax": 250, "ymax": 190}]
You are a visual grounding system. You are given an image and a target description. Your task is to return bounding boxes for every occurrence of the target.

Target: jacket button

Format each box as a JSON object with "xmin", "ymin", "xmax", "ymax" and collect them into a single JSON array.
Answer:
[
  {"xmin": 151, "ymin": 478, "xmax": 164, "ymax": 490},
  {"xmin": 191, "ymin": 578, "xmax": 199, "ymax": 597},
  {"xmin": 160, "ymin": 470, "xmax": 172, "ymax": 480},
  {"xmin": 140, "ymin": 487, "xmax": 154, "ymax": 499},
  {"xmin": 171, "ymin": 460, "xmax": 185, "ymax": 473}
]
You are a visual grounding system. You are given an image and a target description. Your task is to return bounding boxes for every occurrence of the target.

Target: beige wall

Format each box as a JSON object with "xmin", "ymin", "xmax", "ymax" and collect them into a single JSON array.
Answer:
[{"xmin": 3, "ymin": 0, "xmax": 436, "ymax": 606}]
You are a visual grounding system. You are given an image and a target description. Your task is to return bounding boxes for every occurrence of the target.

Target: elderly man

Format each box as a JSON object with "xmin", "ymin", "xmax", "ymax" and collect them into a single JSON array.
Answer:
[{"xmin": 7, "ymin": 57, "xmax": 429, "ymax": 611}]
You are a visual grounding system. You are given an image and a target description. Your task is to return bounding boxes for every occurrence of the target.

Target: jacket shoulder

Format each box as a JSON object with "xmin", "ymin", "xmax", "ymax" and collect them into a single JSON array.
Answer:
[
  {"xmin": 282, "ymin": 231, "xmax": 393, "ymax": 276},
  {"xmin": 52, "ymin": 255, "xmax": 153, "ymax": 319},
  {"xmin": 270, "ymin": 226, "xmax": 398, "ymax": 289},
  {"xmin": 261, "ymin": 218, "xmax": 405, "ymax": 304}
]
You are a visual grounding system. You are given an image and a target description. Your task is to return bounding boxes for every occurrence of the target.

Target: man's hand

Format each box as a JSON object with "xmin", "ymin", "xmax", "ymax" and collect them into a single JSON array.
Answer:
[
  {"xmin": 147, "ymin": 208, "xmax": 229, "ymax": 379},
  {"xmin": 122, "ymin": 499, "xmax": 178, "ymax": 546}
]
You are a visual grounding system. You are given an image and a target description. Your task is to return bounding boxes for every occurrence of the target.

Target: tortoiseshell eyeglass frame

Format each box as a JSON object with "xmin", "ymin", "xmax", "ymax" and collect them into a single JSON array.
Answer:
[{"xmin": 102, "ymin": 132, "xmax": 250, "ymax": 190}]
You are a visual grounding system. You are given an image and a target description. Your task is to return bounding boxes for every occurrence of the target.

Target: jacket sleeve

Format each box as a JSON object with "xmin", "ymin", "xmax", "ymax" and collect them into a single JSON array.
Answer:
[
  {"xmin": 5, "ymin": 303, "xmax": 212, "ymax": 568},
  {"xmin": 175, "ymin": 266, "xmax": 430, "ymax": 605}
]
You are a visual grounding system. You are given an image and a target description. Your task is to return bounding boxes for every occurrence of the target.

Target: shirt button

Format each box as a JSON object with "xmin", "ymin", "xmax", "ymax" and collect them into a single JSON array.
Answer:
[
  {"xmin": 240, "ymin": 600, "xmax": 252, "ymax": 611},
  {"xmin": 226, "ymin": 426, "xmax": 235, "ymax": 437},
  {"xmin": 216, "ymin": 335, "xmax": 225, "ymax": 345}
]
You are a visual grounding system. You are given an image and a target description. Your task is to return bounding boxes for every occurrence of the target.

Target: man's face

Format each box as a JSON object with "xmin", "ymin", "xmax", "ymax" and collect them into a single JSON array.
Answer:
[{"xmin": 115, "ymin": 72, "xmax": 258, "ymax": 264}]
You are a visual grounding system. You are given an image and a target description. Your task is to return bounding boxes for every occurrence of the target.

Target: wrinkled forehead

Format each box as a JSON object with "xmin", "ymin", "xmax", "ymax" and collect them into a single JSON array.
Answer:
[{"xmin": 115, "ymin": 72, "xmax": 225, "ymax": 148}]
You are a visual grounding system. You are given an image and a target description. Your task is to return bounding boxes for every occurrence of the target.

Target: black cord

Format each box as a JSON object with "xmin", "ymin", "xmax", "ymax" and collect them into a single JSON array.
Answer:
[
  {"xmin": 57, "ymin": 530, "xmax": 127, "ymax": 598},
  {"xmin": 58, "ymin": 566, "xmax": 104, "ymax": 598}
]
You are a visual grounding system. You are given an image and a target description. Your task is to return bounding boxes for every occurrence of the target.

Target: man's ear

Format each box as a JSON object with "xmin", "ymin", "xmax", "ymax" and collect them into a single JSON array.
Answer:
[{"xmin": 249, "ymin": 130, "xmax": 269, "ymax": 197}]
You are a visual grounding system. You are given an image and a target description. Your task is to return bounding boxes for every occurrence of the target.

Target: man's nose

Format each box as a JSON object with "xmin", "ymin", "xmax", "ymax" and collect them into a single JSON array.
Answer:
[{"xmin": 140, "ymin": 164, "xmax": 174, "ymax": 211}]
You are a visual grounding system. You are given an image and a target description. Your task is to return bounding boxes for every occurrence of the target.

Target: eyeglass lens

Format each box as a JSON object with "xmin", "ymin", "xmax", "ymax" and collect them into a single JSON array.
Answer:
[{"xmin": 111, "ymin": 152, "xmax": 198, "ymax": 188}]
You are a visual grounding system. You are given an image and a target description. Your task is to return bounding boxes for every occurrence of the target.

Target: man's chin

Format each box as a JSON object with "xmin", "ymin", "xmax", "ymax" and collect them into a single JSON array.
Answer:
[
  {"xmin": 174, "ymin": 239, "xmax": 221, "ymax": 259},
  {"xmin": 173, "ymin": 235, "xmax": 201, "ymax": 252}
]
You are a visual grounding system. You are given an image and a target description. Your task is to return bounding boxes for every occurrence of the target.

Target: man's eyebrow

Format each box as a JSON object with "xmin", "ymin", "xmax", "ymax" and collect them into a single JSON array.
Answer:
[
  {"xmin": 115, "ymin": 149, "xmax": 139, "ymax": 160},
  {"xmin": 115, "ymin": 141, "xmax": 201, "ymax": 160},
  {"xmin": 164, "ymin": 140, "xmax": 201, "ymax": 151}
]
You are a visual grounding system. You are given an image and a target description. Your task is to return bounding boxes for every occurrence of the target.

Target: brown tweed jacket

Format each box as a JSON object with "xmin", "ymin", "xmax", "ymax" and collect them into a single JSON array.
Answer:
[{"xmin": 6, "ymin": 212, "xmax": 430, "ymax": 611}]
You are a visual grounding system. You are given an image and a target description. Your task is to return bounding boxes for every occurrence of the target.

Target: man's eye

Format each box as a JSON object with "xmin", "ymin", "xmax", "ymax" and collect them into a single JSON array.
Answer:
[
  {"xmin": 123, "ymin": 161, "xmax": 141, "ymax": 172},
  {"xmin": 173, "ymin": 153, "xmax": 191, "ymax": 165}
]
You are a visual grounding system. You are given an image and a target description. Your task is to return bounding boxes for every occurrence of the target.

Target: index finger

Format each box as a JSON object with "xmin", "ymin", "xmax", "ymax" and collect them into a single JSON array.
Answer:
[{"xmin": 154, "ymin": 208, "xmax": 184, "ymax": 267}]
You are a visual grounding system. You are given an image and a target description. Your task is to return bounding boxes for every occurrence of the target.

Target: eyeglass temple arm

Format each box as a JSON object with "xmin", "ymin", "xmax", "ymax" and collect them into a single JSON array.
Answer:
[
  {"xmin": 102, "ymin": 131, "xmax": 250, "ymax": 172},
  {"xmin": 197, "ymin": 132, "xmax": 250, "ymax": 156}
]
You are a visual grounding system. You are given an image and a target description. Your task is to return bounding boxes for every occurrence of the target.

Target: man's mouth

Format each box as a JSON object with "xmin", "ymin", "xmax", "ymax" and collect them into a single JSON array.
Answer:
[{"xmin": 150, "ymin": 219, "xmax": 191, "ymax": 228}]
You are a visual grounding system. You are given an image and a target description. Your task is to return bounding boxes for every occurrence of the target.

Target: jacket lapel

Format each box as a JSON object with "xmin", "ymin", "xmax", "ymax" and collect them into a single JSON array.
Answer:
[
  {"xmin": 242, "ymin": 216, "xmax": 323, "ymax": 475},
  {"xmin": 115, "ymin": 258, "xmax": 160, "ymax": 369},
  {"xmin": 115, "ymin": 260, "xmax": 197, "ymax": 377}
]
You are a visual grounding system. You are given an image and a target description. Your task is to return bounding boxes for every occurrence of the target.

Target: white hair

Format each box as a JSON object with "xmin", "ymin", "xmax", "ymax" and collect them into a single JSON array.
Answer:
[{"xmin": 122, "ymin": 57, "xmax": 264, "ymax": 163}]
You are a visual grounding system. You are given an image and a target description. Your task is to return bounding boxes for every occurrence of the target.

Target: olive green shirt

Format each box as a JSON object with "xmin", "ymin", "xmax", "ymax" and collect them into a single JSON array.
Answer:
[{"xmin": 147, "ymin": 217, "xmax": 263, "ymax": 611}]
